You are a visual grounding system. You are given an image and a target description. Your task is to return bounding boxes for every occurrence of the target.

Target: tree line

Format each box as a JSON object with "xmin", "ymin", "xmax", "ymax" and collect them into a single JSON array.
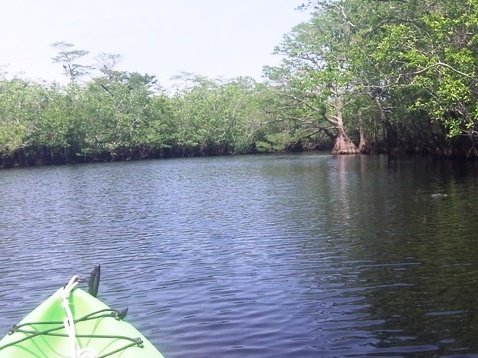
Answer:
[{"xmin": 2, "ymin": 0, "xmax": 478, "ymax": 168}]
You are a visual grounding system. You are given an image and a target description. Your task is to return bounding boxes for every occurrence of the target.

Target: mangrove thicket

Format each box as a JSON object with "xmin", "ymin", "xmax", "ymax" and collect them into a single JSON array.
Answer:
[{"xmin": 2, "ymin": 0, "xmax": 478, "ymax": 168}]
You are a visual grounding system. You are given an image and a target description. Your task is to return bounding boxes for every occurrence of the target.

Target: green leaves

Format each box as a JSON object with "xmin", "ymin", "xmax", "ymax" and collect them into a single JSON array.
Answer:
[
  {"xmin": 372, "ymin": 0, "xmax": 478, "ymax": 138},
  {"xmin": 170, "ymin": 74, "xmax": 270, "ymax": 154}
]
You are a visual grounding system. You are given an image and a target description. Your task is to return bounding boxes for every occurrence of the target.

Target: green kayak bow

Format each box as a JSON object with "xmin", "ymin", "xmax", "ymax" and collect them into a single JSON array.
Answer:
[{"xmin": 0, "ymin": 266, "xmax": 165, "ymax": 358}]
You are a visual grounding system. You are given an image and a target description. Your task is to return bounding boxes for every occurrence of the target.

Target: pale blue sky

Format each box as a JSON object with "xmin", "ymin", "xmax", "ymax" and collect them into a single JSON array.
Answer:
[{"xmin": 0, "ymin": 1, "xmax": 311, "ymax": 88}]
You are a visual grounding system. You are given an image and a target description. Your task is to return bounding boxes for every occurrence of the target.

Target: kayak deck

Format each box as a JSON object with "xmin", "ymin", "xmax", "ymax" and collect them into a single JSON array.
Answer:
[{"xmin": 0, "ymin": 272, "xmax": 165, "ymax": 357}]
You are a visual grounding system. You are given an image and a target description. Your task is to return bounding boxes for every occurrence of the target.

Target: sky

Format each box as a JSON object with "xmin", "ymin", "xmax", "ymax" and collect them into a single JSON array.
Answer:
[{"xmin": 0, "ymin": 0, "xmax": 312, "ymax": 88}]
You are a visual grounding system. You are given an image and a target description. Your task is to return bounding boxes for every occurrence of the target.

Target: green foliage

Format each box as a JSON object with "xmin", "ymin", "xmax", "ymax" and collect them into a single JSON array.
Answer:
[
  {"xmin": 170, "ymin": 74, "xmax": 272, "ymax": 154},
  {"xmin": 0, "ymin": 65, "xmax": 278, "ymax": 166},
  {"xmin": 264, "ymin": 2, "xmax": 371, "ymax": 152},
  {"xmin": 270, "ymin": 0, "xmax": 478, "ymax": 154},
  {"xmin": 371, "ymin": 0, "xmax": 478, "ymax": 138},
  {"xmin": 7, "ymin": 1, "xmax": 478, "ymax": 167}
]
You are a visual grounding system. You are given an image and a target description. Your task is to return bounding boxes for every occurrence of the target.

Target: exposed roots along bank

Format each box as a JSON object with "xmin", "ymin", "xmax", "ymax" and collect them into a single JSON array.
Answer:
[{"xmin": 332, "ymin": 134, "xmax": 360, "ymax": 155}]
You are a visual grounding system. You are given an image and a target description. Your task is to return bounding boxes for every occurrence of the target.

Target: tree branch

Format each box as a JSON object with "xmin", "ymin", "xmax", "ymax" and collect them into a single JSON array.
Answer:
[
  {"xmin": 411, "ymin": 61, "xmax": 478, "ymax": 82},
  {"xmin": 280, "ymin": 93, "xmax": 323, "ymax": 113}
]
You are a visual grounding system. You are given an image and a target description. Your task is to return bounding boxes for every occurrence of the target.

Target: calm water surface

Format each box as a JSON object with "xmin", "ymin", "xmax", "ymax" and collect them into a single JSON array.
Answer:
[{"xmin": 1, "ymin": 154, "xmax": 478, "ymax": 357}]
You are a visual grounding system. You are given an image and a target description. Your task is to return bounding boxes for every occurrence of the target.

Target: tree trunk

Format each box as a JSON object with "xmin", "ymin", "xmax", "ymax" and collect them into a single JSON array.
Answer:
[
  {"xmin": 374, "ymin": 96, "xmax": 398, "ymax": 153},
  {"xmin": 358, "ymin": 125, "xmax": 369, "ymax": 153},
  {"xmin": 330, "ymin": 94, "xmax": 359, "ymax": 155},
  {"xmin": 358, "ymin": 110, "xmax": 370, "ymax": 153},
  {"xmin": 332, "ymin": 125, "xmax": 360, "ymax": 154}
]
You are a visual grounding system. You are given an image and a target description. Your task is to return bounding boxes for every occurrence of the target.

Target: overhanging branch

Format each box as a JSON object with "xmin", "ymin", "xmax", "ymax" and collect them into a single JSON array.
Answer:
[{"xmin": 411, "ymin": 61, "xmax": 477, "ymax": 82}]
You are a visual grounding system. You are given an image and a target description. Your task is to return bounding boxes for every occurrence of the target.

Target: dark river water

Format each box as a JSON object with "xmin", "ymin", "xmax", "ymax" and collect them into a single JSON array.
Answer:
[{"xmin": 1, "ymin": 153, "xmax": 478, "ymax": 357}]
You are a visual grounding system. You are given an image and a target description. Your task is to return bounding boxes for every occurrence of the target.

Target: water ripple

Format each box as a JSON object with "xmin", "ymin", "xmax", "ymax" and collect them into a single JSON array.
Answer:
[{"xmin": 2, "ymin": 155, "xmax": 478, "ymax": 357}]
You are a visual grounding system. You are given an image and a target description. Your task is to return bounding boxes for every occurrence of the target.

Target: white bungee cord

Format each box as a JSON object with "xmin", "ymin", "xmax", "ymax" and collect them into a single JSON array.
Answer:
[{"xmin": 61, "ymin": 275, "xmax": 97, "ymax": 358}]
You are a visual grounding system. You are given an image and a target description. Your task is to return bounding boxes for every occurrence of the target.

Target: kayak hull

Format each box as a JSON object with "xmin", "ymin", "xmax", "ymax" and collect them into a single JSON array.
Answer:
[{"xmin": 0, "ymin": 287, "xmax": 164, "ymax": 357}]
